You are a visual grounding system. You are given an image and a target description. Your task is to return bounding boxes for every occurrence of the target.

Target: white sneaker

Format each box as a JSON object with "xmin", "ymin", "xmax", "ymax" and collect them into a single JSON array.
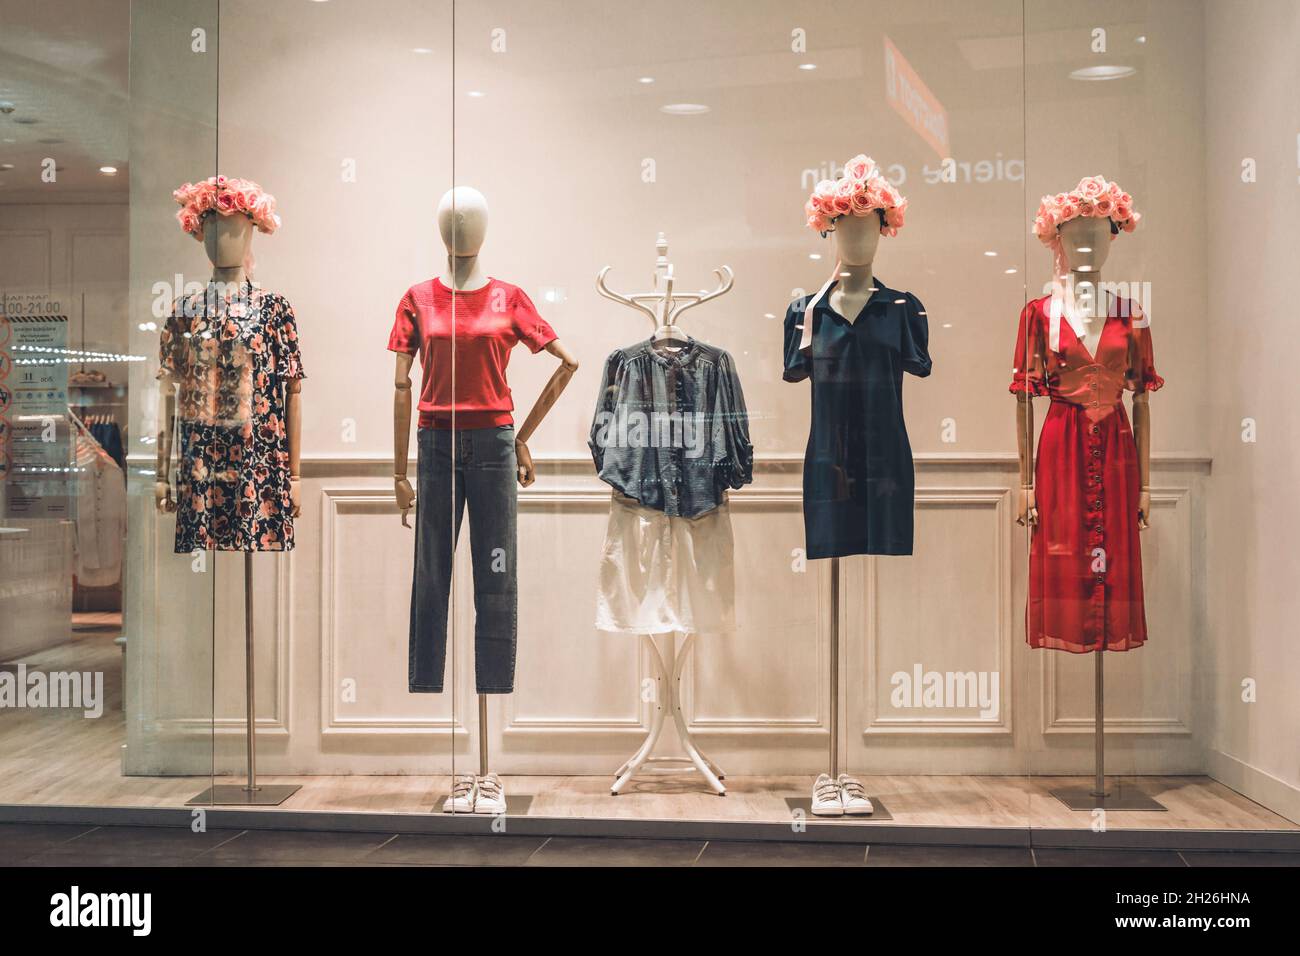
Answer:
[
  {"xmin": 811, "ymin": 773, "xmax": 844, "ymax": 816},
  {"xmin": 473, "ymin": 773, "xmax": 507, "ymax": 814},
  {"xmin": 837, "ymin": 774, "xmax": 874, "ymax": 816},
  {"xmin": 442, "ymin": 773, "xmax": 477, "ymax": 814}
]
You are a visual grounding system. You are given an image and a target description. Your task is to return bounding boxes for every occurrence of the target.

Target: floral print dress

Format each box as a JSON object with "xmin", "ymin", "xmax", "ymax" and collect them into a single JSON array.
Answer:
[{"xmin": 158, "ymin": 282, "xmax": 305, "ymax": 552}]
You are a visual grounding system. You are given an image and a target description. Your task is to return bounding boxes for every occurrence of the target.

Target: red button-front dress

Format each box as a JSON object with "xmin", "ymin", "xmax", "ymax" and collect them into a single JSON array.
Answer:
[{"xmin": 1010, "ymin": 294, "xmax": 1163, "ymax": 653}]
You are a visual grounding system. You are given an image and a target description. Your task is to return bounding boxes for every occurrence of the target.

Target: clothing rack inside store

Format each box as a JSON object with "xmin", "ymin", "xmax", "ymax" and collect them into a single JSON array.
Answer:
[{"xmin": 598, "ymin": 234, "xmax": 733, "ymax": 796}]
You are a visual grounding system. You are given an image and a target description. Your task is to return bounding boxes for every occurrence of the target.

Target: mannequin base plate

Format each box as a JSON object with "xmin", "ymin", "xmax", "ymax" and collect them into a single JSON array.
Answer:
[
  {"xmin": 187, "ymin": 784, "xmax": 301, "ymax": 807},
  {"xmin": 1050, "ymin": 785, "xmax": 1166, "ymax": 811},
  {"xmin": 784, "ymin": 797, "xmax": 893, "ymax": 821},
  {"xmin": 436, "ymin": 794, "xmax": 533, "ymax": 816}
]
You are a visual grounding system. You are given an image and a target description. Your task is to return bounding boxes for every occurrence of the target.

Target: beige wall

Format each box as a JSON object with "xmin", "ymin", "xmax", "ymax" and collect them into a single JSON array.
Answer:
[{"xmin": 1203, "ymin": 0, "xmax": 1300, "ymax": 821}]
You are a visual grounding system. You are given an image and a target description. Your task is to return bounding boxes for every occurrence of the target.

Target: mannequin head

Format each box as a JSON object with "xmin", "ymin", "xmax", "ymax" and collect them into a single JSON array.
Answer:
[
  {"xmin": 437, "ymin": 186, "xmax": 489, "ymax": 257},
  {"xmin": 1056, "ymin": 214, "xmax": 1115, "ymax": 276},
  {"xmin": 203, "ymin": 213, "xmax": 254, "ymax": 271},
  {"xmin": 833, "ymin": 210, "xmax": 882, "ymax": 267}
]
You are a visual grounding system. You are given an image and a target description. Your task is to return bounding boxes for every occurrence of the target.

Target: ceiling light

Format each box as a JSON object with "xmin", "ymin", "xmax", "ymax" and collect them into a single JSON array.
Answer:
[
  {"xmin": 798, "ymin": 63, "xmax": 817, "ymax": 71},
  {"xmin": 1004, "ymin": 267, "xmax": 1017, "ymax": 274},
  {"xmin": 411, "ymin": 47, "xmax": 432, "ymax": 54},
  {"xmin": 0, "ymin": 163, "xmax": 12, "ymax": 170},
  {"xmin": 809, "ymin": 253, "xmax": 822, "ymax": 260},
  {"xmin": 942, "ymin": 323, "xmax": 953, "ymax": 329},
  {"xmin": 1069, "ymin": 64, "xmax": 1137, "ymax": 81},
  {"xmin": 660, "ymin": 103, "xmax": 710, "ymax": 115},
  {"xmin": 638, "ymin": 77, "xmax": 655, "ymax": 84},
  {"xmin": 1076, "ymin": 246, "xmax": 1092, "ymax": 253},
  {"xmin": 983, "ymin": 250, "xmax": 997, "ymax": 256},
  {"xmin": 98, "ymin": 165, "xmax": 118, "ymax": 175},
  {"xmin": 466, "ymin": 90, "xmax": 485, "ymax": 98},
  {"xmin": 1135, "ymin": 35, "xmax": 1147, "ymax": 44}
]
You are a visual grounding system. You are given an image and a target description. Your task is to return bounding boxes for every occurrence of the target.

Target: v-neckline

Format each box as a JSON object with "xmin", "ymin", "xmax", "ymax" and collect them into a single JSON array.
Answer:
[
  {"xmin": 825, "ymin": 279, "xmax": 885, "ymax": 326},
  {"xmin": 1063, "ymin": 293, "xmax": 1114, "ymax": 364}
]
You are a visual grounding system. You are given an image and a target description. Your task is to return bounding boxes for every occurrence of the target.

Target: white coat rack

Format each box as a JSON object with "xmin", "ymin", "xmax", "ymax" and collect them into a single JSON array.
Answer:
[{"xmin": 597, "ymin": 234, "xmax": 733, "ymax": 797}]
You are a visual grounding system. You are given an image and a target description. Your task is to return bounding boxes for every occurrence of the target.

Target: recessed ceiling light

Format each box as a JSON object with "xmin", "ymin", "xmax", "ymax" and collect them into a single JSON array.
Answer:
[
  {"xmin": 660, "ymin": 103, "xmax": 710, "ymax": 115},
  {"xmin": 1069, "ymin": 64, "xmax": 1137, "ymax": 81},
  {"xmin": 1135, "ymin": 35, "xmax": 1147, "ymax": 44},
  {"xmin": 983, "ymin": 250, "xmax": 997, "ymax": 256},
  {"xmin": 411, "ymin": 47, "xmax": 432, "ymax": 54},
  {"xmin": 98, "ymin": 166, "xmax": 118, "ymax": 175},
  {"xmin": 809, "ymin": 253, "xmax": 822, "ymax": 260},
  {"xmin": 1004, "ymin": 267, "xmax": 1017, "ymax": 274},
  {"xmin": 466, "ymin": 90, "xmax": 485, "ymax": 98},
  {"xmin": 638, "ymin": 77, "xmax": 655, "ymax": 84},
  {"xmin": 1076, "ymin": 246, "xmax": 1092, "ymax": 253},
  {"xmin": 0, "ymin": 163, "xmax": 13, "ymax": 170},
  {"xmin": 942, "ymin": 323, "xmax": 953, "ymax": 329},
  {"xmin": 798, "ymin": 63, "xmax": 817, "ymax": 71}
]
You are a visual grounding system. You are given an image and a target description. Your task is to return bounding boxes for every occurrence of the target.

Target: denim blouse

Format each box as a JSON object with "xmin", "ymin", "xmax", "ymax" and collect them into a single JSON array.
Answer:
[{"xmin": 589, "ymin": 337, "xmax": 753, "ymax": 517}]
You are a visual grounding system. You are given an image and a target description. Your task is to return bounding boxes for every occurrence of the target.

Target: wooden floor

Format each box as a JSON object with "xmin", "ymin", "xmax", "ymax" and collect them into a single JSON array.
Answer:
[{"xmin": 2, "ymin": 634, "xmax": 1295, "ymax": 832}]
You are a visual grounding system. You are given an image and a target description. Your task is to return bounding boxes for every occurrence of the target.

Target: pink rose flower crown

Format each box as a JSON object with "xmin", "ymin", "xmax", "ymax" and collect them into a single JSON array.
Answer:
[
  {"xmin": 172, "ymin": 175, "xmax": 281, "ymax": 241},
  {"xmin": 1033, "ymin": 174, "xmax": 1140, "ymax": 259},
  {"xmin": 804, "ymin": 154, "xmax": 908, "ymax": 238}
]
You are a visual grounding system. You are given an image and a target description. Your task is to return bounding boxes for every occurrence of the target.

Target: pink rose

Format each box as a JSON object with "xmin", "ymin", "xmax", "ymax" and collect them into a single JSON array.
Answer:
[
  {"xmin": 1113, "ymin": 202, "xmax": 1132, "ymax": 222},
  {"xmin": 216, "ymin": 191, "xmax": 237, "ymax": 213},
  {"xmin": 843, "ymin": 154, "xmax": 875, "ymax": 182},
  {"xmin": 850, "ymin": 187, "xmax": 875, "ymax": 215},
  {"xmin": 1078, "ymin": 176, "xmax": 1105, "ymax": 199},
  {"xmin": 1093, "ymin": 196, "xmax": 1113, "ymax": 216}
]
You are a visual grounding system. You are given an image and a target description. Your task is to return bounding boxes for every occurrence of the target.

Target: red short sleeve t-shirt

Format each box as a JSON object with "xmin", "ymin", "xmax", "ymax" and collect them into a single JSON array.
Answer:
[{"xmin": 388, "ymin": 277, "xmax": 558, "ymax": 429}]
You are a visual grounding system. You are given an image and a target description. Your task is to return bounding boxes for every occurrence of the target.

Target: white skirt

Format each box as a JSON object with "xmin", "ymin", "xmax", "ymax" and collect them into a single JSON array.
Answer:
[{"xmin": 596, "ymin": 492, "xmax": 736, "ymax": 635}]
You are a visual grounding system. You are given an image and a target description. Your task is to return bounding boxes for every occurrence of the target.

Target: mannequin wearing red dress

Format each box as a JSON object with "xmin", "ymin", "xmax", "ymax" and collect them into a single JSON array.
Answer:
[{"xmin": 1012, "ymin": 214, "xmax": 1161, "ymax": 652}]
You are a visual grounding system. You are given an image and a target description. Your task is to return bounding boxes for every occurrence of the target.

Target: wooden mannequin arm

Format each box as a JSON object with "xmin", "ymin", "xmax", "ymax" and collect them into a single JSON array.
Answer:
[
  {"xmin": 1014, "ymin": 394, "xmax": 1037, "ymax": 527},
  {"xmin": 513, "ymin": 339, "xmax": 579, "ymax": 487},
  {"xmin": 1132, "ymin": 392, "xmax": 1151, "ymax": 528},
  {"xmin": 154, "ymin": 377, "xmax": 177, "ymax": 513},
  {"xmin": 392, "ymin": 352, "xmax": 416, "ymax": 526}
]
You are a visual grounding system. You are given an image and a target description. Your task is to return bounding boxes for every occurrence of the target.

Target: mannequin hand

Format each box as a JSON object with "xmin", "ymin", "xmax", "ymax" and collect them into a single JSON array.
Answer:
[
  {"xmin": 154, "ymin": 479, "xmax": 176, "ymax": 514},
  {"xmin": 395, "ymin": 476, "xmax": 416, "ymax": 528},
  {"xmin": 1137, "ymin": 489, "xmax": 1151, "ymax": 531},
  {"xmin": 515, "ymin": 439, "xmax": 535, "ymax": 487},
  {"xmin": 289, "ymin": 477, "xmax": 301, "ymax": 519},
  {"xmin": 1015, "ymin": 486, "xmax": 1038, "ymax": 528}
]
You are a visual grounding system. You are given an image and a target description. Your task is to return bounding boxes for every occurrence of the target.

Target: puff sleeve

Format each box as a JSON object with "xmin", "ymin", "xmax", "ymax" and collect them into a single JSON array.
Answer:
[
  {"xmin": 900, "ymin": 291, "xmax": 932, "ymax": 378},
  {"xmin": 782, "ymin": 298, "xmax": 812, "ymax": 382},
  {"xmin": 269, "ymin": 294, "xmax": 305, "ymax": 381},
  {"xmin": 1009, "ymin": 300, "xmax": 1047, "ymax": 396},
  {"xmin": 712, "ymin": 349, "xmax": 754, "ymax": 491},
  {"xmin": 588, "ymin": 349, "xmax": 623, "ymax": 473},
  {"xmin": 1129, "ymin": 319, "xmax": 1163, "ymax": 394}
]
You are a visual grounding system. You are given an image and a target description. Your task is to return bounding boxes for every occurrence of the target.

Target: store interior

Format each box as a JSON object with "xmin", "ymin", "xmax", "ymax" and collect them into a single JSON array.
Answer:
[{"xmin": 1, "ymin": 0, "xmax": 1297, "ymax": 839}]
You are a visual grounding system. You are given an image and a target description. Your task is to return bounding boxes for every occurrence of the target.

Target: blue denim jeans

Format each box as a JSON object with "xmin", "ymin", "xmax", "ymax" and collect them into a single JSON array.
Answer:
[{"xmin": 410, "ymin": 426, "xmax": 518, "ymax": 694}]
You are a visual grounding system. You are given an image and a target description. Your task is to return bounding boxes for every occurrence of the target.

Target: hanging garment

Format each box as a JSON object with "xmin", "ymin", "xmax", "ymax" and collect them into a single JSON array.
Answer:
[
  {"xmin": 589, "ymin": 337, "xmax": 753, "ymax": 518},
  {"xmin": 782, "ymin": 277, "xmax": 931, "ymax": 558},
  {"xmin": 589, "ymin": 336, "xmax": 751, "ymax": 633},
  {"xmin": 158, "ymin": 282, "xmax": 305, "ymax": 552},
  {"xmin": 596, "ymin": 490, "xmax": 736, "ymax": 635},
  {"xmin": 73, "ymin": 424, "xmax": 126, "ymax": 587},
  {"xmin": 1009, "ymin": 292, "xmax": 1163, "ymax": 652}
]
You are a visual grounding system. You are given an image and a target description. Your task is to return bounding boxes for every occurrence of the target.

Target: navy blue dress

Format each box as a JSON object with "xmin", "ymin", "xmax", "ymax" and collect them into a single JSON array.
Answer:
[{"xmin": 782, "ymin": 279, "xmax": 931, "ymax": 558}]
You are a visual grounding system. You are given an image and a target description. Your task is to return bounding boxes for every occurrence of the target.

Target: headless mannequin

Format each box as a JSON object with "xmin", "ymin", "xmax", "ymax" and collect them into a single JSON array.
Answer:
[
  {"xmin": 393, "ymin": 186, "xmax": 578, "ymax": 520},
  {"xmin": 1014, "ymin": 214, "xmax": 1151, "ymax": 530},
  {"xmin": 392, "ymin": 186, "xmax": 578, "ymax": 791},
  {"xmin": 156, "ymin": 213, "xmax": 303, "ymax": 515},
  {"xmin": 827, "ymin": 211, "xmax": 883, "ymax": 321}
]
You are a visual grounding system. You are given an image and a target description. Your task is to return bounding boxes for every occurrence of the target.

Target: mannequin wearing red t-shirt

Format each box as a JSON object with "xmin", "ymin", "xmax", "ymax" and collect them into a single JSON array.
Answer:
[{"xmin": 389, "ymin": 186, "xmax": 578, "ymax": 813}]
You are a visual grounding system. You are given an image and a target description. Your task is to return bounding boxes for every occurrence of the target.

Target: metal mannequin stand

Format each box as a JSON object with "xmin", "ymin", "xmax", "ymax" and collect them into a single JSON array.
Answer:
[
  {"xmin": 786, "ymin": 557, "xmax": 891, "ymax": 819},
  {"xmin": 611, "ymin": 633, "xmax": 725, "ymax": 795},
  {"xmin": 1050, "ymin": 651, "xmax": 1165, "ymax": 811},
  {"xmin": 189, "ymin": 554, "xmax": 300, "ymax": 806}
]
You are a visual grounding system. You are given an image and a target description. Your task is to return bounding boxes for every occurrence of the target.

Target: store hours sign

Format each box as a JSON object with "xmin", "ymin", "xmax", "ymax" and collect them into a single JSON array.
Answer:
[{"xmin": 0, "ymin": 298, "xmax": 72, "ymax": 520}]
